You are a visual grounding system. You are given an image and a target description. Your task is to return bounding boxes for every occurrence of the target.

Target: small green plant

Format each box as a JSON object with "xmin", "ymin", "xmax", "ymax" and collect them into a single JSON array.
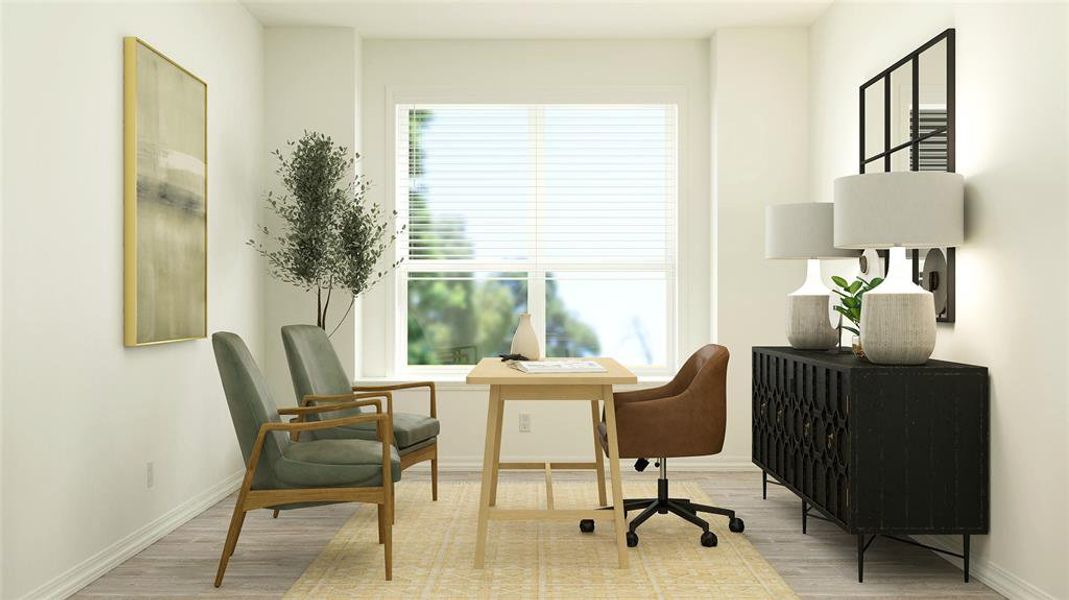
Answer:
[{"xmin": 831, "ymin": 275, "xmax": 884, "ymax": 336}]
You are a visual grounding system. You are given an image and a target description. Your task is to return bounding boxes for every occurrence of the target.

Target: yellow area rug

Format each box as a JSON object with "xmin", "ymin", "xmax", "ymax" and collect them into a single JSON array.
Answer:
[{"xmin": 287, "ymin": 479, "xmax": 797, "ymax": 599}]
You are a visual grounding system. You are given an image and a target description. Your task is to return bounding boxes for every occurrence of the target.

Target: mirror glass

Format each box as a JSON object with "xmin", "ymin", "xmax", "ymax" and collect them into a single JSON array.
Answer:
[
  {"xmin": 916, "ymin": 38, "xmax": 949, "ymax": 171},
  {"xmin": 888, "ymin": 61, "xmax": 914, "ymax": 151},
  {"xmin": 863, "ymin": 78, "xmax": 885, "ymax": 163},
  {"xmin": 890, "ymin": 147, "xmax": 910, "ymax": 171}
]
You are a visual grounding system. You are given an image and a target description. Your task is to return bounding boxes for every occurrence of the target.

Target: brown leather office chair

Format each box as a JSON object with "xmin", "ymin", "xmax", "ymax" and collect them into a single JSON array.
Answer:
[{"xmin": 586, "ymin": 344, "xmax": 744, "ymax": 548}]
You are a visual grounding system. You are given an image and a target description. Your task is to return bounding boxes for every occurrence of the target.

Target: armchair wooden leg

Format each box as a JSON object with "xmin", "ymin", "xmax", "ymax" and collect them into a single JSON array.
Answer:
[
  {"xmin": 383, "ymin": 502, "xmax": 394, "ymax": 581},
  {"xmin": 272, "ymin": 509, "xmax": 280, "ymax": 519},
  {"xmin": 214, "ymin": 503, "xmax": 247, "ymax": 588},
  {"xmin": 228, "ymin": 511, "xmax": 247, "ymax": 557},
  {"xmin": 431, "ymin": 451, "xmax": 439, "ymax": 502},
  {"xmin": 377, "ymin": 504, "xmax": 385, "ymax": 544}
]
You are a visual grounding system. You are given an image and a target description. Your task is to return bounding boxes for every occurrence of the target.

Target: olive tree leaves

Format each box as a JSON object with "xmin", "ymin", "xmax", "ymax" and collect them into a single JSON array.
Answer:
[{"xmin": 249, "ymin": 131, "xmax": 404, "ymax": 335}]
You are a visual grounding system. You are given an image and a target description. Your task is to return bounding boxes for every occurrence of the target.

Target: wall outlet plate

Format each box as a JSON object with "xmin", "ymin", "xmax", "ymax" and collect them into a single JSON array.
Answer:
[
  {"xmin": 519, "ymin": 412, "xmax": 531, "ymax": 433},
  {"xmin": 146, "ymin": 461, "xmax": 155, "ymax": 489}
]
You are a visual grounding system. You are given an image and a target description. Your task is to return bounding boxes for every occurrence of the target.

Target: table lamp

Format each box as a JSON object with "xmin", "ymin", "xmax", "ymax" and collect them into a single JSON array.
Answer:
[
  {"xmin": 765, "ymin": 203, "xmax": 860, "ymax": 350},
  {"xmin": 833, "ymin": 172, "xmax": 964, "ymax": 364}
]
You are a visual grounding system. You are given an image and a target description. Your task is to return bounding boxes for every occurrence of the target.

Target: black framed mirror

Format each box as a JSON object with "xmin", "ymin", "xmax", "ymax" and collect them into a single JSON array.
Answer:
[{"xmin": 859, "ymin": 28, "xmax": 956, "ymax": 322}]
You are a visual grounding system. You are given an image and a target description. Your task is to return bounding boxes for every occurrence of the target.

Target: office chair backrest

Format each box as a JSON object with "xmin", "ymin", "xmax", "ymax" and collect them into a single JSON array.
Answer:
[
  {"xmin": 665, "ymin": 344, "xmax": 729, "ymax": 397},
  {"xmin": 212, "ymin": 331, "xmax": 287, "ymax": 489},
  {"xmin": 678, "ymin": 344, "xmax": 730, "ymax": 453}
]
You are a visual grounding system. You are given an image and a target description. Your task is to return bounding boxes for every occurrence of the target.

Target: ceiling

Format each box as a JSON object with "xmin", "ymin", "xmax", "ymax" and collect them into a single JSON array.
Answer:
[{"xmin": 243, "ymin": 0, "xmax": 833, "ymax": 39}]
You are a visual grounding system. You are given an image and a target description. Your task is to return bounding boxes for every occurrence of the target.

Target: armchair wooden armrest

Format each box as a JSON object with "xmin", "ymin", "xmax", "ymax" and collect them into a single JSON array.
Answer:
[
  {"xmin": 301, "ymin": 391, "xmax": 391, "ymax": 407},
  {"xmin": 280, "ymin": 398, "xmax": 382, "ymax": 417},
  {"xmin": 353, "ymin": 381, "xmax": 437, "ymax": 418},
  {"xmin": 302, "ymin": 392, "xmax": 394, "ymax": 420},
  {"xmin": 283, "ymin": 397, "xmax": 390, "ymax": 441},
  {"xmin": 243, "ymin": 412, "xmax": 394, "ymax": 497}
]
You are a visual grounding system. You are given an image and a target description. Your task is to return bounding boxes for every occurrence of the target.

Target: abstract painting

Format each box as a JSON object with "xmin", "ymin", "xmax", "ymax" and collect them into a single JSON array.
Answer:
[{"xmin": 124, "ymin": 37, "xmax": 207, "ymax": 346}]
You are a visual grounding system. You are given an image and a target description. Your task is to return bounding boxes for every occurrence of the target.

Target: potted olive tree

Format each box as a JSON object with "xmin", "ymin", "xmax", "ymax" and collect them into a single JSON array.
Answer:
[{"xmin": 250, "ymin": 131, "xmax": 402, "ymax": 336}]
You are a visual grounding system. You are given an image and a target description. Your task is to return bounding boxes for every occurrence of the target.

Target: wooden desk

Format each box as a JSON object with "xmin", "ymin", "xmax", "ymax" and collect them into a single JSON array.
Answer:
[{"xmin": 466, "ymin": 357, "xmax": 638, "ymax": 568}]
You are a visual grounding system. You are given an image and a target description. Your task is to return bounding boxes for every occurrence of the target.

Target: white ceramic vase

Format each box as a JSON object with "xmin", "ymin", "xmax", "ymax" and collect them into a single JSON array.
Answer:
[{"xmin": 510, "ymin": 313, "xmax": 542, "ymax": 359}]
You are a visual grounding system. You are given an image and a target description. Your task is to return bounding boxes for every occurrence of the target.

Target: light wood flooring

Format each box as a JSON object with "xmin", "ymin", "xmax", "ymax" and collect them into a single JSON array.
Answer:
[{"xmin": 75, "ymin": 470, "xmax": 1002, "ymax": 598}]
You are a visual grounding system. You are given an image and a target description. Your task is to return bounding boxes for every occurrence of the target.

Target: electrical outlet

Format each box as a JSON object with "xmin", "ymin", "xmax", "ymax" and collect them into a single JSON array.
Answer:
[
  {"xmin": 518, "ymin": 412, "xmax": 531, "ymax": 433},
  {"xmin": 146, "ymin": 461, "xmax": 155, "ymax": 489}
]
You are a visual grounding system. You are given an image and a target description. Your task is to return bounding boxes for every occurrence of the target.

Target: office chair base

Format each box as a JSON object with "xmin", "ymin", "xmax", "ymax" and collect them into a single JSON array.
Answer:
[{"xmin": 584, "ymin": 466, "xmax": 745, "ymax": 548}]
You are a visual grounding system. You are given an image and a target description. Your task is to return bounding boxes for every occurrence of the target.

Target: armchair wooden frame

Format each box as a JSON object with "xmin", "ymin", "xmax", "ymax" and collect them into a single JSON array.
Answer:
[
  {"xmin": 214, "ymin": 398, "xmax": 395, "ymax": 587},
  {"xmin": 352, "ymin": 381, "xmax": 439, "ymax": 499}
]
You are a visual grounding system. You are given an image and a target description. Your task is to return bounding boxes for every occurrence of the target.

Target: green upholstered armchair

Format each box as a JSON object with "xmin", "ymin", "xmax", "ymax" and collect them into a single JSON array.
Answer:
[
  {"xmin": 211, "ymin": 332, "xmax": 400, "ymax": 586},
  {"xmin": 281, "ymin": 325, "xmax": 441, "ymax": 503}
]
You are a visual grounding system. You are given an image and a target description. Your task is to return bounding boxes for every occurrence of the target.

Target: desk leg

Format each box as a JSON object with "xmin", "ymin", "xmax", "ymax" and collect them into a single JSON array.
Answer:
[
  {"xmin": 474, "ymin": 385, "xmax": 503, "ymax": 568},
  {"xmin": 590, "ymin": 399, "xmax": 607, "ymax": 506},
  {"xmin": 489, "ymin": 391, "xmax": 505, "ymax": 507},
  {"xmin": 602, "ymin": 385, "xmax": 629, "ymax": 569}
]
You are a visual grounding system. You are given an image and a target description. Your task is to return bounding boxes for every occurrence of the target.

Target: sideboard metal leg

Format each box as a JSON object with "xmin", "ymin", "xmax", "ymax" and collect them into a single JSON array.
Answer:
[
  {"xmin": 802, "ymin": 500, "xmax": 808, "ymax": 534},
  {"xmin": 857, "ymin": 534, "xmax": 865, "ymax": 583},
  {"xmin": 762, "ymin": 471, "xmax": 768, "ymax": 499},
  {"xmin": 963, "ymin": 534, "xmax": 971, "ymax": 583}
]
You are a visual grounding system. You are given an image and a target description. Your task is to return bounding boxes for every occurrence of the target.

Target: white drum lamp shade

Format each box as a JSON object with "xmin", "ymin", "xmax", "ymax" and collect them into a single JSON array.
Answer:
[
  {"xmin": 832, "ymin": 172, "xmax": 965, "ymax": 364},
  {"xmin": 834, "ymin": 172, "xmax": 964, "ymax": 250},
  {"xmin": 765, "ymin": 203, "xmax": 860, "ymax": 350},
  {"xmin": 766, "ymin": 202, "xmax": 860, "ymax": 260}
]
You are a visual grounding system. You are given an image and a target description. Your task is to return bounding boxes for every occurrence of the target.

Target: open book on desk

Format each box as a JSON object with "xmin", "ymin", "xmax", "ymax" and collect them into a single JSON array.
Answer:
[{"xmin": 507, "ymin": 360, "xmax": 607, "ymax": 374}]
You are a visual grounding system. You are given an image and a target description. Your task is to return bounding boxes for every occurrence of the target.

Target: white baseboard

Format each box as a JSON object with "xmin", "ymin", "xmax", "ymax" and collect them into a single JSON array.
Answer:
[
  {"xmin": 20, "ymin": 470, "xmax": 244, "ymax": 600},
  {"xmin": 912, "ymin": 535, "xmax": 1056, "ymax": 600},
  {"xmin": 405, "ymin": 455, "xmax": 759, "ymax": 472}
]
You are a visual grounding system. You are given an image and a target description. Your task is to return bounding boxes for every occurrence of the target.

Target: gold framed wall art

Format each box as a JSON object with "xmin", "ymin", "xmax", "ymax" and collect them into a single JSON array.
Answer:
[{"xmin": 123, "ymin": 37, "xmax": 207, "ymax": 346}]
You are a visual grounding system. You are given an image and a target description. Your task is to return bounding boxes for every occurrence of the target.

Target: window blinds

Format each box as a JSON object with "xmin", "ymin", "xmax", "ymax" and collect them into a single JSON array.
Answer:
[{"xmin": 397, "ymin": 104, "xmax": 678, "ymax": 268}]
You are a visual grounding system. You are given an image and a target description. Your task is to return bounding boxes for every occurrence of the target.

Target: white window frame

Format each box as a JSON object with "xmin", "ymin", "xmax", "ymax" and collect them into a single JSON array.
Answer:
[{"xmin": 383, "ymin": 86, "xmax": 688, "ymax": 378}]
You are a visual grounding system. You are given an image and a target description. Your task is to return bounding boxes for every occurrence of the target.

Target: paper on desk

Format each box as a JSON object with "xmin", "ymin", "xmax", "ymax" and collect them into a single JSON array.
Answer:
[{"xmin": 507, "ymin": 360, "xmax": 607, "ymax": 374}]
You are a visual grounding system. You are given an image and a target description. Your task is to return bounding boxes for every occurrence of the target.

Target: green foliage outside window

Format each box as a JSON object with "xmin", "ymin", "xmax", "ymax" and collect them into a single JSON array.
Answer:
[{"xmin": 405, "ymin": 111, "xmax": 600, "ymax": 365}]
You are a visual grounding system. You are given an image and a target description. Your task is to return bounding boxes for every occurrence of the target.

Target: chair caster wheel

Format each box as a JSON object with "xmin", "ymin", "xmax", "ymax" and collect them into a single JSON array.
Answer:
[
  {"xmin": 729, "ymin": 517, "xmax": 745, "ymax": 533},
  {"xmin": 626, "ymin": 531, "xmax": 639, "ymax": 547},
  {"xmin": 701, "ymin": 531, "xmax": 718, "ymax": 547},
  {"xmin": 579, "ymin": 519, "xmax": 595, "ymax": 533}
]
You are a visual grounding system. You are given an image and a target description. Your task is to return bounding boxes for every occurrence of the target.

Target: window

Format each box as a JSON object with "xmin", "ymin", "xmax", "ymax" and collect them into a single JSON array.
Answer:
[{"xmin": 395, "ymin": 104, "xmax": 677, "ymax": 371}]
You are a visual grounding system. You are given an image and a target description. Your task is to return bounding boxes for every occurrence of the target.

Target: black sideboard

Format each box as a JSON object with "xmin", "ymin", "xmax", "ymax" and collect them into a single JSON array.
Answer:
[{"xmin": 751, "ymin": 346, "xmax": 989, "ymax": 582}]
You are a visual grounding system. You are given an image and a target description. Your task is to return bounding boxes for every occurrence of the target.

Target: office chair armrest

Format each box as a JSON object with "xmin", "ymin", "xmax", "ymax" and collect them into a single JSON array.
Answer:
[
  {"xmin": 614, "ymin": 384, "xmax": 675, "ymax": 404},
  {"xmin": 613, "ymin": 389, "xmax": 725, "ymax": 457},
  {"xmin": 353, "ymin": 381, "xmax": 437, "ymax": 418}
]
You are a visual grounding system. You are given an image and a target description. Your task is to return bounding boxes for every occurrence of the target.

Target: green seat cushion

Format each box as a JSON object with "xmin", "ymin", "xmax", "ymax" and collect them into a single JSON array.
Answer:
[
  {"xmin": 398, "ymin": 436, "xmax": 437, "ymax": 456},
  {"xmin": 314, "ymin": 412, "xmax": 440, "ymax": 450},
  {"xmin": 274, "ymin": 438, "xmax": 401, "ymax": 488}
]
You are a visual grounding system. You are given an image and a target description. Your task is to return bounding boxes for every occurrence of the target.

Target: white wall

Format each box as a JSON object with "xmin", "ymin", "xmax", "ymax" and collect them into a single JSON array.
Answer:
[
  {"xmin": 261, "ymin": 27, "xmax": 360, "ymax": 405},
  {"xmin": 809, "ymin": 3, "xmax": 1069, "ymax": 598},
  {"xmin": 0, "ymin": 2, "xmax": 264, "ymax": 598},
  {"xmin": 359, "ymin": 39, "xmax": 725, "ymax": 466},
  {"xmin": 710, "ymin": 28, "xmax": 818, "ymax": 463},
  {"xmin": 0, "ymin": 3, "xmax": 6, "ymax": 592}
]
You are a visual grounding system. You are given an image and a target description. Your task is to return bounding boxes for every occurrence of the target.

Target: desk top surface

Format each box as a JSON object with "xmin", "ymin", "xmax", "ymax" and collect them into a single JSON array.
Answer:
[{"xmin": 465, "ymin": 357, "xmax": 638, "ymax": 385}]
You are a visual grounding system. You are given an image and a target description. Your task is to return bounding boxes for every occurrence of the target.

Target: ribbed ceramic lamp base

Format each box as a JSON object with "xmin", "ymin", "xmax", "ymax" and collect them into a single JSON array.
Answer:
[
  {"xmin": 786, "ymin": 294, "xmax": 837, "ymax": 350},
  {"xmin": 860, "ymin": 293, "xmax": 937, "ymax": 365}
]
